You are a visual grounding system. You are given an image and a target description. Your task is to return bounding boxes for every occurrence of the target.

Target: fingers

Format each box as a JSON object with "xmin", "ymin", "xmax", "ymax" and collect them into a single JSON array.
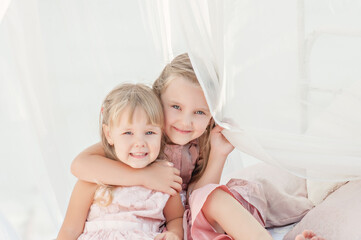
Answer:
[
  {"xmin": 156, "ymin": 159, "xmax": 174, "ymax": 167},
  {"xmin": 166, "ymin": 161, "xmax": 174, "ymax": 167},
  {"xmin": 211, "ymin": 124, "xmax": 224, "ymax": 133},
  {"xmin": 174, "ymin": 175, "xmax": 182, "ymax": 184},
  {"xmin": 162, "ymin": 161, "xmax": 180, "ymax": 176},
  {"xmin": 150, "ymin": 159, "xmax": 183, "ymax": 195},
  {"xmin": 162, "ymin": 176, "xmax": 182, "ymax": 196},
  {"xmin": 173, "ymin": 167, "xmax": 180, "ymax": 176},
  {"xmin": 159, "ymin": 160, "xmax": 180, "ymax": 176},
  {"xmin": 167, "ymin": 188, "xmax": 177, "ymax": 196},
  {"xmin": 167, "ymin": 176, "xmax": 182, "ymax": 195},
  {"xmin": 171, "ymin": 181, "xmax": 182, "ymax": 192}
]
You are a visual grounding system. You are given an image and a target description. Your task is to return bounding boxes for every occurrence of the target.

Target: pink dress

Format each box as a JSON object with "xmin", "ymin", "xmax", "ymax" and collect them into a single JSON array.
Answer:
[
  {"xmin": 78, "ymin": 186, "xmax": 169, "ymax": 240},
  {"xmin": 164, "ymin": 141, "xmax": 267, "ymax": 240}
]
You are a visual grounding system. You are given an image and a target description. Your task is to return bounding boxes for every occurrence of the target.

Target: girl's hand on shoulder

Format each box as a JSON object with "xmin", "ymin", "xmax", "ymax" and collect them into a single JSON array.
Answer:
[
  {"xmin": 154, "ymin": 231, "xmax": 181, "ymax": 240},
  {"xmin": 143, "ymin": 160, "xmax": 182, "ymax": 195},
  {"xmin": 210, "ymin": 125, "xmax": 235, "ymax": 157}
]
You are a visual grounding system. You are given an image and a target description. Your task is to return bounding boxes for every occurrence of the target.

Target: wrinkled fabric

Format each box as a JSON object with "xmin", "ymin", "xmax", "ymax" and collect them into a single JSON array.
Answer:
[
  {"xmin": 78, "ymin": 186, "xmax": 169, "ymax": 240},
  {"xmin": 189, "ymin": 181, "xmax": 267, "ymax": 240},
  {"xmin": 141, "ymin": 0, "xmax": 361, "ymax": 182},
  {"xmin": 164, "ymin": 142, "xmax": 267, "ymax": 240}
]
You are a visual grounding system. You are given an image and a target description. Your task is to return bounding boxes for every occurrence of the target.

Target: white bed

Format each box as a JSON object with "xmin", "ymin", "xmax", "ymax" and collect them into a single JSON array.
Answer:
[{"xmin": 268, "ymin": 224, "xmax": 297, "ymax": 240}]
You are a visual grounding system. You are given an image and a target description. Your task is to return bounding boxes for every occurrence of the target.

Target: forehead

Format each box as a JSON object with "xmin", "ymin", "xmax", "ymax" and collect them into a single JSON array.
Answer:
[
  {"xmin": 162, "ymin": 76, "xmax": 209, "ymax": 110},
  {"xmin": 113, "ymin": 106, "xmax": 154, "ymax": 126}
]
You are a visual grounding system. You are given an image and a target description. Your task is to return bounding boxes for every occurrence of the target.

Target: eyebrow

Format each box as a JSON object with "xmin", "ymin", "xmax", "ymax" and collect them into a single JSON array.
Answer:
[
  {"xmin": 118, "ymin": 126, "xmax": 161, "ymax": 132},
  {"xmin": 167, "ymin": 99, "xmax": 181, "ymax": 104},
  {"xmin": 146, "ymin": 125, "xmax": 161, "ymax": 129}
]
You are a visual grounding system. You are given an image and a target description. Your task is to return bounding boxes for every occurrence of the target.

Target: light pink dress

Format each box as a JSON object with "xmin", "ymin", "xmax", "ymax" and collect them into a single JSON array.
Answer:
[
  {"xmin": 164, "ymin": 141, "xmax": 267, "ymax": 240},
  {"xmin": 78, "ymin": 186, "xmax": 169, "ymax": 240}
]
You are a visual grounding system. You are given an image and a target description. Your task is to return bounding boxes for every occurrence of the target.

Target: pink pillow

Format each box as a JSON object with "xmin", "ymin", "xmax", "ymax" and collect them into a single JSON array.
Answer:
[
  {"xmin": 284, "ymin": 180, "xmax": 361, "ymax": 240},
  {"xmin": 232, "ymin": 163, "xmax": 314, "ymax": 227}
]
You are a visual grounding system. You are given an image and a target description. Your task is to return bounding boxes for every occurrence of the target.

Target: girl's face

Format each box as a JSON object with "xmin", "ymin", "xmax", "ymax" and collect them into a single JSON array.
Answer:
[
  {"xmin": 103, "ymin": 106, "xmax": 162, "ymax": 168},
  {"xmin": 160, "ymin": 76, "xmax": 212, "ymax": 145}
]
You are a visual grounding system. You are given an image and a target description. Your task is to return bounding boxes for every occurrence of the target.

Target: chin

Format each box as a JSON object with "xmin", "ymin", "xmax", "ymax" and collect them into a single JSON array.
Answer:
[
  {"xmin": 170, "ymin": 136, "xmax": 191, "ymax": 145},
  {"xmin": 132, "ymin": 165, "xmax": 147, "ymax": 169},
  {"xmin": 130, "ymin": 162, "xmax": 148, "ymax": 169}
]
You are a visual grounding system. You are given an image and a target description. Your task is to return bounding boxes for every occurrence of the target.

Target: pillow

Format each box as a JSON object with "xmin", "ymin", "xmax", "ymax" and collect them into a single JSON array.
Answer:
[
  {"xmin": 307, "ymin": 179, "xmax": 346, "ymax": 205},
  {"xmin": 228, "ymin": 163, "xmax": 314, "ymax": 227},
  {"xmin": 284, "ymin": 180, "xmax": 361, "ymax": 240}
]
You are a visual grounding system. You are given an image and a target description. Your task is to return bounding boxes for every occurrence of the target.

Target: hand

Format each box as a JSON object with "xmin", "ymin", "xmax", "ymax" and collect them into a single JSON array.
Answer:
[
  {"xmin": 210, "ymin": 125, "xmax": 235, "ymax": 157},
  {"xmin": 154, "ymin": 231, "xmax": 181, "ymax": 240},
  {"xmin": 143, "ymin": 160, "xmax": 182, "ymax": 196}
]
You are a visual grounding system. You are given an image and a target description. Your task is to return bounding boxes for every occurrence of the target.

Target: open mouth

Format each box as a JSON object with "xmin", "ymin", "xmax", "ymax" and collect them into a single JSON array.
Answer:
[
  {"xmin": 173, "ymin": 126, "xmax": 192, "ymax": 134},
  {"xmin": 130, "ymin": 152, "xmax": 148, "ymax": 158}
]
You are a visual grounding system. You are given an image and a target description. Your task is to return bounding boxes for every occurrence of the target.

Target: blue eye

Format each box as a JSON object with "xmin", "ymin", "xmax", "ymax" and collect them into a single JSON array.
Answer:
[
  {"xmin": 172, "ymin": 105, "xmax": 180, "ymax": 110},
  {"xmin": 146, "ymin": 131, "xmax": 155, "ymax": 135},
  {"xmin": 195, "ymin": 111, "xmax": 205, "ymax": 115},
  {"xmin": 123, "ymin": 131, "xmax": 132, "ymax": 135}
]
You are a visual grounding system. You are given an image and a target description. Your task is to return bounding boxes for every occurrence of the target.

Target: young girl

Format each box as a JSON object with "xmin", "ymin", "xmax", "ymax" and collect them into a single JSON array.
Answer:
[
  {"xmin": 57, "ymin": 84, "xmax": 184, "ymax": 240},
  {"xmin": 71, "ymin": 54, "xmax": 323, "ymax": 240}
]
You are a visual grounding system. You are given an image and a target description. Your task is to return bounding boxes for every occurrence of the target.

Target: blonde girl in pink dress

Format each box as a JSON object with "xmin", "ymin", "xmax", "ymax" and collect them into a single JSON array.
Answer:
[
  {"xmin": 57, "ymin": 84, "xmax": 184, "ymax": 240},
  {"xmin": 71, "ymin": 54, "xmax": 324, "ymax": 240}
]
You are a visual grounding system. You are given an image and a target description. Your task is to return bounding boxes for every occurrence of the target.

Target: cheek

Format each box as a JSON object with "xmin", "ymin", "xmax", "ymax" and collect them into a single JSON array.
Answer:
[
  {"xmin": 195, "ymin": 117, "xmax": 211, "ymax": 132},
  {"xmin": 114, "ymin": 137, "xmax": 129, "ymax": 150},
  {"xmin": 150, "ymin": 137, "xmax": 162, "ymax": 152},
  {"xmin": 114, "ymin": 144, "xmax": 126, "ymax": 160},
  {"xmin": 163, "ymin": 109, "xmax": 176, "ymax": 127}
]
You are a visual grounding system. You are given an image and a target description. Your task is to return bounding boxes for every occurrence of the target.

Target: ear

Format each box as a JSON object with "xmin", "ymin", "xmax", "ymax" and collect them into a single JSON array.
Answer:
[{"xmin": 103, "ymin": 124, "xmax": 114, "ymax": 145}]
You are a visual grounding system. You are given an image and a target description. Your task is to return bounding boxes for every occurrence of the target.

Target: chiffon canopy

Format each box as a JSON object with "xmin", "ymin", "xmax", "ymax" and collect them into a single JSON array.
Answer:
[
  {"xmin": 141, "ymin": 0, "xmax": 361, "ymax": 181},
  {"xmin": 1, "ymin": 0, "xmax": 360, "ymax": 234}
]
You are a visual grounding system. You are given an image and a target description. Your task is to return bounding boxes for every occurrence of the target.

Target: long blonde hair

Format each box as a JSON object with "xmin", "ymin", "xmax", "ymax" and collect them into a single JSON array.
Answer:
[
  {"xmin": 96, "ymin": 83, "xmax": 164, "ymax": 206},
  {"xmin": 153, "ymin": 53, "xmax": 214, "ymax": 184}
]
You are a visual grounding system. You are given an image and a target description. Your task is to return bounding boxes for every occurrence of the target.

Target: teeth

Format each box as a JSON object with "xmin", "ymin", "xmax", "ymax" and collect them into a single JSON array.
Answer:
[{"xmin": 131, "ymin": 153, "xmax": 146, "ymax": 156}]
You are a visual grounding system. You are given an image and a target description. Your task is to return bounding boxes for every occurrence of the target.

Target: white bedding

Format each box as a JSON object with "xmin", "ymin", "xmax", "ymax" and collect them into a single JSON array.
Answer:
[{"xmin": 268, "ymin": 223, "xmax": 297, "ymax": 240}]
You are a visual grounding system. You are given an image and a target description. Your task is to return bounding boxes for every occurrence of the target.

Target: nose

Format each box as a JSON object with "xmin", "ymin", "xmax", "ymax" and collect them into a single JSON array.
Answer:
[
  {"xmin": 181, "ymin": 113, "xmax": 193, "ymax": 128},
  {"xmin": 134, "ymin": 135, "xmax": 146, "ymax": 148}
]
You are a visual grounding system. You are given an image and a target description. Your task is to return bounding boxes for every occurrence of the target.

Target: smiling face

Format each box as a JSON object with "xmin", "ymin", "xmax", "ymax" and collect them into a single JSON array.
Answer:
[
  {"xmin": 103, "ymin": 106, "xmax": 162, "ymax": 168},
  {"xmin": 160, "ymin": 76, "xmax": 212, "ymax": 145}
]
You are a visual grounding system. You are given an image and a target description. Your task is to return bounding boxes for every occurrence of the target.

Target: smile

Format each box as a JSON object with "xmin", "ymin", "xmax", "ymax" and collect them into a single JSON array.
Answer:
[
  {"xmin": 173, "ymin": 126, "xmax": 192, "ymax": 134},
  {"xmin": 130, "ymin": 152, "xmax": 148, "ymax": 158}
]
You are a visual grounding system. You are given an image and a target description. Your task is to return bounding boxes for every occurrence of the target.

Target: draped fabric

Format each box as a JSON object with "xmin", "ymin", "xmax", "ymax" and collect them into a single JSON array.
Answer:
[
  {"xmin": 141, "ymin": 0, "xmax": 361, "ymax": 181},
  {"xmin": 1, "ymin": 0, "xmax": 361, "ymax": 238},
  {"xmin": 0, "ymin": 0, "xmax": 11, "ymax": 23},
  {"xmin": 0, "ymin": 0, "xmax": 164, "ymax": 237}
]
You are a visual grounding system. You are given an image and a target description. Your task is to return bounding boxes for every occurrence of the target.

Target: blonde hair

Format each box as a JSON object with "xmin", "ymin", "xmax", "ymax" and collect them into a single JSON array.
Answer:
[
  {"xmin": 153, "ymin": 53, "xmax": 214, "ymax": 184},
  {"xmin": 95, "ymin": 83, "xmax": 164, "ymax": 206}
]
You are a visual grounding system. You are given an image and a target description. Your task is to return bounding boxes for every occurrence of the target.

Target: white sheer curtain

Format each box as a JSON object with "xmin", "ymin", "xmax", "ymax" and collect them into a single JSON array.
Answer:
[
  {"xmin": 141, "ymin": 0, "xmax": 361, "ymax": 181},
  {"xmin": 0, "ymin": 0, "xmax": 164, "ymax": 238},
  {"xmin": 1, "ymin": 0, "xmax": 361, "ymax": 239}
]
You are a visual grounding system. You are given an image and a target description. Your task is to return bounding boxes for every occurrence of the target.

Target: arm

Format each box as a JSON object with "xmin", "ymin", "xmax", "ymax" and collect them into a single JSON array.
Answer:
[
  {"xmin": 71, "ymin": 142, "xmax": 142, "ymax": 185},
  {"xmin": 155, "ymin": 194, "xmax": 184, "ymax": 240},
  {"xmin": 71, "ymin": 142, "xmax": 182, "ymax": 195},
  {"xmin": 190, "ymin": 125, "xmax": 235, "ymax": 193},
  {"xmin": 57, "ymin": 180, "xmax": 98, "ymax": 240}
]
